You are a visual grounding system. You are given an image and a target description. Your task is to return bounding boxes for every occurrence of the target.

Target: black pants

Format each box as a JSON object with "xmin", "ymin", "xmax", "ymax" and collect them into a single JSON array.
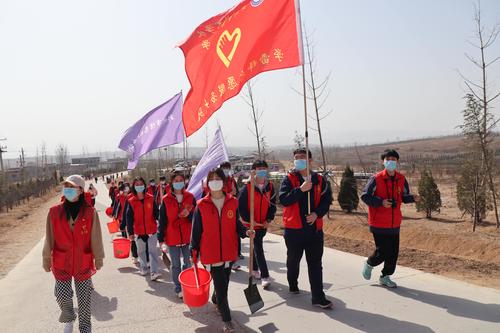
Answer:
[
  {"xmin": 367, "ymin": 232, "xmax": 400, "ymax": 276},
  {"xmin": 252, "ymin": 229, "xmax": 269, "ymax": 278},
  {"xmin": 284, "ymin": 232, "xmax": 325, "ymax": 302},
  {"xmin": 237, "ymin": 237, "xmax": 242, "ymax": 256},
  {"xmin": 121, "ymin": 231, "xmax": 139, "ymax": 258},
  {"xmin": 210, "ymin": 264, "xmax": 232, "ymax": 323}
]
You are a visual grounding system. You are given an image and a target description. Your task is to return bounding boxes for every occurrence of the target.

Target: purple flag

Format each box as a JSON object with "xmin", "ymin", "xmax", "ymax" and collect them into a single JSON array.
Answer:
[
  {"xmin": 187, "ymin": 127, "xmax": 229, "ymax": 199},
  {"xmin": 119, "ymin": 92, "xmax": 184, "ymax": 169}
]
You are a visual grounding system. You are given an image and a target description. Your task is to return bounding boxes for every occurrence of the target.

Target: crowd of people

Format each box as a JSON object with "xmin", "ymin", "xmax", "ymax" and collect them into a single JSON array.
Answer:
[{"xmin": 42, "ymin": 148, "xmax": 418, "ymax": 333}]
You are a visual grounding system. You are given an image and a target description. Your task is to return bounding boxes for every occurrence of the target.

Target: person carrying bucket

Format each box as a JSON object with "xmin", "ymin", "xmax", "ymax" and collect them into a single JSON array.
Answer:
[
  {"xmin": 42, "ymin": 175, "xmax": 104, "ymax": 333},
  {"xmin": 126, "ymin": 177, "xmax": 160, "ymax": 280},
  {"xmin": 190, "ymin": 167, "xmax": 254, "ymax": 333},
  {"xmin": 113, "ymin": 182, "xmax": 139, "ymax": 263},
  {"xmin": 158, "ymin": 171, "xmax": 197, "ymax": 298},
  {"xmin": 238, "ymin": 160, "xmax": 277, "ymax": 289}
]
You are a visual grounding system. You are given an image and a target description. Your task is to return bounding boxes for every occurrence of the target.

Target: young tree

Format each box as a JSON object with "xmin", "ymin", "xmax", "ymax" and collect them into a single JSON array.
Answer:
[
  {"xmin": 293, "ymin": 131, "xmax": 305, "ymax": 149},
  {"xmin": 337, "ymin": 165, "xmax": 358, "ymax": 213},
  {"xmin": 416, "ymin": 168, "xmax": 442, "ymax": 218},
  {"xmin": 457, "ymin": 157, "xmax": 490, "ymax": 231},
  {"xmin": 303, "ymin": 27, "xmax": 334, "ymax": 173},
  {"xmin": 242, "ymin": 81, "xmax": 263, "ymax": 159},
  {"xmin": 459, "ymin": 2, "xmax": 500, "ymax": 228}
]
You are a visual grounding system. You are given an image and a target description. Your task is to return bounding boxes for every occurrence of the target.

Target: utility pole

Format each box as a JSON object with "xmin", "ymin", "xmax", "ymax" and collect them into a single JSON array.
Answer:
[{"xmin": 0, "ymin": 138, "xmax": 6, "ymax": 172}]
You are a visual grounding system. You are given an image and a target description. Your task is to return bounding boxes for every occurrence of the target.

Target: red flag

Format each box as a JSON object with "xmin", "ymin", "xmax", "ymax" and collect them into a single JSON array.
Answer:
[{"xmin": 179, "ymin": 0, "xmax": 302, "ymax": 137}]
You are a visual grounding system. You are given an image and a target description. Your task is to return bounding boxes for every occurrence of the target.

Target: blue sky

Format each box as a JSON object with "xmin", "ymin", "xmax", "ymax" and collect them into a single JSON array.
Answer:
[{"xmin": 1, "ymin": 0, "xmax": 500, "ymax": 159}]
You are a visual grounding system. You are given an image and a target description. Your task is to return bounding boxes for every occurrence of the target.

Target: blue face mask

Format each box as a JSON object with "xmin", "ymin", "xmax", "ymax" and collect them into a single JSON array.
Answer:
[
  {"xmin": 223, "ymin": 169, "xmax": 231, "ymax": 177},
  {"xmin": 294, "ymin": 159, "xmax": 307, "ymax": 171},
  {"xmin": 384, "ymin": 160, "xmax": 398, "ymax": 172},
  {"xmin": 135, "ymin": 185, "xmax": 145, "ymax": 193},
  {"xmin": 172, "ymin": 182, "xmax": 185, "ymax": 190},
  {"xmin": 63, "ymin": 187, "xmax": 78, "ymax": 202},
  {"xmin": 256, "ymin": 170, "xmax": 268, "ymax": 178}
]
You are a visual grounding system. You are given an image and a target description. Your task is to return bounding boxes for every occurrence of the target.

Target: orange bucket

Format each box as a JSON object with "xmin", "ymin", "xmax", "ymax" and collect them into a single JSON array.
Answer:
[
  {"xmin": 112, "ymin": 238, "xmax": 131, "ymax": 259},
  {"xmin": 179, "ymin": 266, "xmax": 212, "ymax": 307},
  {"xmin": 107, "ymin": 219, "xmax": 120, "ymax": 234}
]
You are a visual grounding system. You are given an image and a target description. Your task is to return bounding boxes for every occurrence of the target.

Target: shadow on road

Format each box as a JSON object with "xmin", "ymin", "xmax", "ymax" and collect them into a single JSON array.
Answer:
[
  {"xmin": 230, "ymin": 271, "xmax": 435, "ymax": 333},
  {"xmin": 390, "ymin": 286, "xmax": 500, "ymax": 323},
  {"xmin": 92, "ymin": 289, "xmax": 117, "ymax": 321}
]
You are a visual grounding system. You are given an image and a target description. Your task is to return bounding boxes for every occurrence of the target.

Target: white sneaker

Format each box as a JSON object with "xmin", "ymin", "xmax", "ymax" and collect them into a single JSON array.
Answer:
[
  {"xmin": 63, "ymin": 321, "xmax": 74, "ymax": 333},
  {"xmin": 139, "ymin": 269, "xmax": 148, "ymax": 276},
  {"xmin": 252, "ymin": 270, "xmax": 261, "ymax": 279},
  {"xmin": 151, "ymin": 272, "xmax": 161, "ymax": 281},
  {"xmin": 177, "ymin": 291, "xmax": 183, "ymax": 299},
  {"xmin": 132, "ymin": 257, "xmax": 139, "ymax": 265},
  {"xmin": 262, "ymin": 277, "xmax": 271, "ymax": 289}
]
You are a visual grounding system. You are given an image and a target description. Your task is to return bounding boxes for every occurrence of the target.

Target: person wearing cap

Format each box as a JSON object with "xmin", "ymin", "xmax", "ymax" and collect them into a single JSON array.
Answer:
[
  {"xmin": 238, "ymin": 160, "xmax": 277, "ymax": 289},
  {"xmin": 279, "ymin": 148, "xmax": 333, "ymax": 309},
  {"xmin": 361, "ymin": 149, "xmax": 420, "ymax": 288},
  {"xmin": 126, "ymin": 177, "xmax": 160, "ymax": 280},
  {"xmin": 42, "ymin": 175, "xmax": 105, "ymax": 333}
]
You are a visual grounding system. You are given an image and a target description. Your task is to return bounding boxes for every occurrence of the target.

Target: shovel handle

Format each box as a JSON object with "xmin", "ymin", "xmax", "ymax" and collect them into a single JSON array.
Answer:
[{"xmin": 192, "ymin": 249, "xmax": 200, "ymax": 289}]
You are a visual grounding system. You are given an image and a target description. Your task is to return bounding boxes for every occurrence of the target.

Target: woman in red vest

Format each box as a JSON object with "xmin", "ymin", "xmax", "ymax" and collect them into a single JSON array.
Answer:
[
  {"xmin": 42, "ymin": 175, "xmax": 104, "ymax": 333},
  {"xmin": 126, "ymin": 177, "xmax": 160, "ymax": 280},
  {"xmin": 191, "ymin": 167, "xmax": 253, "ymax": 333},
  {"xmin": 238, "ymin": 160, "xmax": 277, "ymax": 289},
  {"xmin": 158, "ymin": 171, "xmax": 197, "ymax": 298}
]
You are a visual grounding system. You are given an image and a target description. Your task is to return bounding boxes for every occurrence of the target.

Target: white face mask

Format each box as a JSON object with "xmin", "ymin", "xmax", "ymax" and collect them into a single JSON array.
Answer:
[{"xmin": 208, "ymin": 180, "xmax": 224, "ymax": 191}]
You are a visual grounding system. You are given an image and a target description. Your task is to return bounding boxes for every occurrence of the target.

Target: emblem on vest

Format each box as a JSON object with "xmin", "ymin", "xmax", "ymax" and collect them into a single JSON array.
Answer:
[
  {"xmin": 81, "ymin": 225, "xmax": 88, "ymax": 235},
  {"xmin": 227, "ymin": 210, "xmax": 234, "ymax": 219}
]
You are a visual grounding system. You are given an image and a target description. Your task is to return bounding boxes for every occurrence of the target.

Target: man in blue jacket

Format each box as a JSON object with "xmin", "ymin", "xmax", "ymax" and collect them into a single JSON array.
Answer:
[{"xmin": 279, "ymin": 148, "xmax": 333, "ymax": 309}]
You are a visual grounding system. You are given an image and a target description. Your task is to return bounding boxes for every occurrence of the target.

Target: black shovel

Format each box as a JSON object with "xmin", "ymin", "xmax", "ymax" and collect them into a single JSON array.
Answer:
[{"xmin": 244, "ymin": 171, "xmax": 264, "ymax": 314}]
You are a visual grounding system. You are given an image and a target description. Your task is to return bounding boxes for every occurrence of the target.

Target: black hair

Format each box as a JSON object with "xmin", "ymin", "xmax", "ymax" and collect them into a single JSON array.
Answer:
[
  {"xmin": 293, "ymin": 148, "xmax": 312, "ymax": 159},
  {"xmin": 381, "ymin": 149, "xmax": 400, "ymax": 161},
  {"xmin": 220, "ymin": 161, "xmax": 231, "ymax": 168},
  {"xmin": 207, "ymin": 167, "xmax": 226, "ymax": 183},
  {"xmin": 170, "ymin": 171, "xmax": 185, "ymax": 183},
  {"xmin": 132, "ymin": 177, "xmax": 147, "ymax": 195},
  {"xmin": 149, "ymin": 178, "xmax": 155, "ymax": 183},
  {"xmin": 251, "ymin": 160, "xmax": 268, "ymax": 170},
  {"xmin": 159, "ymin": 176, "xmax": 166, "ymax": 181}
]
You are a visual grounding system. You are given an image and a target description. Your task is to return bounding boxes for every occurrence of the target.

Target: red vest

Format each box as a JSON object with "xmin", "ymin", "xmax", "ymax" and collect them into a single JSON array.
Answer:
[
  {"xmin": 162, "ymin": 191, "xmax": 195, "ymax": 246},
  {"xmin": 282, "ymin": 173, "xmax": 324, "ymax": 230},
  {"xmin": 223, "ymin": 176, "xmax": 236, "ymax": 194},
  {"xmin": 128, "ymin": 194, "xmax": 157, "ymax": 235},
  {"xmin": 84, "ymin": 192, "xmax": 93, "ymax": 207},
  {"xmin": 116, "ymin": 193, "xmax": 127, "ymax": 220},
  {"xmin": 368, "ymin": 170, "xmax": 405, "ymax": 229},
  {"xmin": 243, "ymin": 182, "xmax": 272, "ymax": 229},
  {"xmin": 147, "ymin": 184, "xmax": 156, "ymax": 196},
  {"xmin": 197, "ymin": 194, "xmax": 239, "ymax": 265},
  {"xmin": 50, "ymin": 202, "xmax": 96, "ymax": 281}
]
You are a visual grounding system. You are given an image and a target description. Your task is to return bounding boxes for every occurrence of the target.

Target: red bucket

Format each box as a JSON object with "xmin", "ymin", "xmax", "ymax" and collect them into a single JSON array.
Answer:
[
  {"xmin": 112, "ymin": 238, "xmax": 131, "ymax": 259},
  {"xmin": 179, "ymin": 266, "xmax": 212, "ymax": 307},
  {"xmin": 105, "ymin": 207, "xmax": 113, "ymax": 217},
  {"xmin": 107, "ymin": 219, "xmax": 120, "ymax": 234}
]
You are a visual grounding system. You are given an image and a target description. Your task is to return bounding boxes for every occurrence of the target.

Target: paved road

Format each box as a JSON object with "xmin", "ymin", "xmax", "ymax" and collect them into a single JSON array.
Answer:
[{"xmin": 0, "ymin": 180, "xmax": 499, "ymax": 332}]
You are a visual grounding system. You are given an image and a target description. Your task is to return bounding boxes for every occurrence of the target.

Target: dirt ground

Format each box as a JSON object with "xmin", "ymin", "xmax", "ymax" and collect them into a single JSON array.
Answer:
[{"xmin": 0, "ymin": 189, "xmax": 60, "ymax": 279}]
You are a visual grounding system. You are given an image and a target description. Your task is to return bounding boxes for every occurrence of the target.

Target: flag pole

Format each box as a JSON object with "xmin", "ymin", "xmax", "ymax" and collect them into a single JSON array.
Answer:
[{"xmin": 297, "ymin": 0, "xmax": 310, "ymax": 214}]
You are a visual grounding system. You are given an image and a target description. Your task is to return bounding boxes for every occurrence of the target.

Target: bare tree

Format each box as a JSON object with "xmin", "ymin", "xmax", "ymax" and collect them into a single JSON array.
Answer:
[
  {"xmin": 302, "ymin": 26, "xmax": 334, "ymax": 173},
  {"xmin": 458, "ymin": 1, "xmax": 500, "ymax": 228},
  {"xmin": 242, "ymin": 81, "xmax": 263, "ymax": 159},
  {"xmin": 55, "ymin": 144, "xmax": 68, "ymax": 174}
]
